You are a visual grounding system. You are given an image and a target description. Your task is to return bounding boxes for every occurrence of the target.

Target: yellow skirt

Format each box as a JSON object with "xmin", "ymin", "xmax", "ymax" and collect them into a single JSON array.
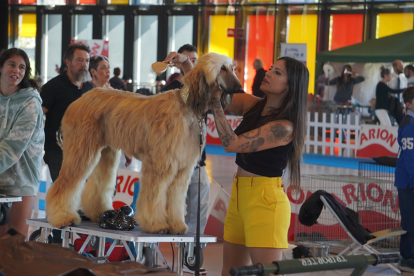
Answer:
[{"xmin": 223, "ymin": 174, "xmax": 290, "ymax": 248}]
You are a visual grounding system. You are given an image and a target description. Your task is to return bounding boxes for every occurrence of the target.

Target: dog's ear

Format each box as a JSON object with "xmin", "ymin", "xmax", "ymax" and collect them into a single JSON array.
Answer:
[{"xmin": 182, "ymin": 66, "xmax": 210, "ymax": 118}]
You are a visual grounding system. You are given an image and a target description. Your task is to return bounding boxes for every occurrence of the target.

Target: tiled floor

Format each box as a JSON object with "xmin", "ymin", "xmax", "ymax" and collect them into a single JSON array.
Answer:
[{"xmin": 29, "ymin": 153, "xmax": 409, "ymax": 276}]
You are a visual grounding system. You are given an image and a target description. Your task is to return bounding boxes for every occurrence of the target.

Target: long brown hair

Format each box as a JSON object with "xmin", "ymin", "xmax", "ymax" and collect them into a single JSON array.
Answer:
[
  {"xmin": 237, "ymin": 56, "xmax": 309, "ymax": 189},
  {"xmin": 0, "ymin": 48, "xmax": 40, "ymax": 91}
]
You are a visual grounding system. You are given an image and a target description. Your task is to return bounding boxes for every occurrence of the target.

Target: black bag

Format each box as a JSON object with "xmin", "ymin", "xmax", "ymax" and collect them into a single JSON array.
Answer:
[
  {"xmin": 299, "ymin": 190, "xmax": 376, "ymax": 244},
  {"xmin": 292, "ymin": 245, "xmax": 312, "ymax": 258},
  {"xmin": 298, "ymin": 191, "xmax": 324, "ymax": 226},
  {"xmin": 388, "ymin": 96, "xmax": 403, "ymax": 119}
]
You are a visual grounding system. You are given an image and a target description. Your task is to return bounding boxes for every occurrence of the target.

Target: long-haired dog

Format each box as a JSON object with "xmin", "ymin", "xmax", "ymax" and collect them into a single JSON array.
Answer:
[{"xmin": 45, "ymin": 53, "xmax": 242, "ymax": 234}]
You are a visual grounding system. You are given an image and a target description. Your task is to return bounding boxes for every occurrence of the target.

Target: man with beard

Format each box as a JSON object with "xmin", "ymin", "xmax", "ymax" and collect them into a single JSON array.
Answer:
[{"xmin": 41, "ymin": 43, "xmax": 93, "ymax": 182}]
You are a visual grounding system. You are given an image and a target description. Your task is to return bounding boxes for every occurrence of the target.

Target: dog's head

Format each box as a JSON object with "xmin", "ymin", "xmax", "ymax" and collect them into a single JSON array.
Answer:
[{"xmin": 182, "ymin": 53, "xmax": 242, "ymax": 118}]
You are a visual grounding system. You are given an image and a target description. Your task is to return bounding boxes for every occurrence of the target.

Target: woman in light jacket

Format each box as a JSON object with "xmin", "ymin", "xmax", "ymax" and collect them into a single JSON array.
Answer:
[{"xmin": 0, "ymin": 48, "xmax": 45, "ymax": 239}]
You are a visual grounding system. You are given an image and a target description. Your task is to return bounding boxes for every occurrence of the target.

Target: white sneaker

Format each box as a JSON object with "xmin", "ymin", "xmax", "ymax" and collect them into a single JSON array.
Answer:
[{"xmin": 183, "ymin": 265, "xmax": 207, "ymax": 275}]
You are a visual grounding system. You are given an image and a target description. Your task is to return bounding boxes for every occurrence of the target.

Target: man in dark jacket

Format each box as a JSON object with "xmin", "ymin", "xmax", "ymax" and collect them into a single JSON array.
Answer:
[{"xmin": 252, "ymin": 59, "xmax": 266, "ymax": 98}]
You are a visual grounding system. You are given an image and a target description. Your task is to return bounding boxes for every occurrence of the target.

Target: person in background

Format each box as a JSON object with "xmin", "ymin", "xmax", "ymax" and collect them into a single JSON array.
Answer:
[
  {"xmin": 252, "ymin": 59, "xmax": 266, "ymax": 98},
  {"xmin": 162, "ymin": 44, "xmax": 198, "ymax": 92},
  {"xmin": 41, "ymin": 43, "xmax": 94, "ymax": 244},
  {"xmin": 316, "ymin": 65, "xmax": 326, "ymax": 99},
  {"xmin": 404, "ymin": 64, "xmax": 414, "ymax": 86},
  {"xmin": 88, "ymin": 55, "xmax": 132, "ymax": 168},
  {"xmin": 394, "ymin": 86, "xmax": 414, "ymax": 273},
  {"xmin": 207, "ymin": 56, "xmax": 308, "ymax": 275},
  {"xmin": 389, "ymin": 60, "xmax": 407, "ymax": 92},
  {"xmin": 375, "ymin": 66, "xmax": 405, "ymax": 126},
  {"xmin": 88, "ymin": 55, "xmax": 112, "ymax": 89},
  {"xmin": 41, "ymin": 43, "xmax": 93, "ymax": 182},
  {"xmin": 109, "ymin": 67, "xmax": 127, "ymax": 91},
  {"xmin": 326, "ymin": 65, "xmax": 364, "ymax": 143},
  {"xmin": 162, "ymin": 45, "xmax": 209, "ymax": 275},
  {"xmin": 0, "ymin": 48, "xmax": 45, "ymax": 239},
  {"xmin": 166, "ymin": 72, "xmax": 180, "ymax": 85},
  {"xmin": 326, "ymin": 64, "xmax": 365, "ymax": 105}
]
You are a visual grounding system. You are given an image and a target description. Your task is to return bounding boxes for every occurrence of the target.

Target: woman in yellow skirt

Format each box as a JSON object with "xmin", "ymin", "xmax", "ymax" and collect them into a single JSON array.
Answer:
[{"xmin": 209, "ymin": 56, "xmax": 309, "ymax": 275}]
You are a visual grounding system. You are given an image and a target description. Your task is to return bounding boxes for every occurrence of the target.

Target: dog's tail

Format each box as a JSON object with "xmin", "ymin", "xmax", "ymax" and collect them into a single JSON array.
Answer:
[{"xmin": 56, "ymin": 129, "xmax": 63, "ymax": 149}]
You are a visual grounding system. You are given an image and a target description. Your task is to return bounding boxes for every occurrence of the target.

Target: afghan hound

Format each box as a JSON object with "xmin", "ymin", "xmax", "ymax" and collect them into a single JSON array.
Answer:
[{"xmin": 45, "ymin": 53, "xmax": 242, "ymax": 234}]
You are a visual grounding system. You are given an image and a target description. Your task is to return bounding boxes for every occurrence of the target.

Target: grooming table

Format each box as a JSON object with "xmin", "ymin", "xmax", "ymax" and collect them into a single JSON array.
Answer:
[
  {"xmin": 0, "ymin": 195, "xmax": 22, "ymax": 225},
  {"xmin": 27, "ymin": 218, "xmax": 216, "ymax": 275},
  {"xmin": 0, "ymin": 194, "xmax": 22, "ymax": 203}
]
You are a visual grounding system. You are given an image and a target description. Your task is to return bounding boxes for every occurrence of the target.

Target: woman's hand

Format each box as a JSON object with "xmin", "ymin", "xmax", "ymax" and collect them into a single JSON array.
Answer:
[
  {"xmin": 163, "ymin": 51, "xmax": 189, "ymax": 68},
  {"xmin": 125, "ymin": 154, "xmax": 132, "ymax": 168},
  {"xmin": 209, "ymin": 82, "xmax": 223, "ymax": 100}
]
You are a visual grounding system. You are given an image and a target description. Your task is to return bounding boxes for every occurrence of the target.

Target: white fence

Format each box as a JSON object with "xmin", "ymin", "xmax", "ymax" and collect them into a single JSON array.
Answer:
[{"xmin": 304, "ymin": 112, "xmax": 361, "ymax": 157}]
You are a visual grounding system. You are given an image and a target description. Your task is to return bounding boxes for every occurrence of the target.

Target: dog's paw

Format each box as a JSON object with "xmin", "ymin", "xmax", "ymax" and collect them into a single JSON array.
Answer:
[
  {"xmin": 138, "ymin": 221, "xmax": 170, "ymax": 234},
  {"xmin": 168, "ymin": 221, "xmax": 188, "ymax": 235},
  {"xmin": 153, "ymin": 227, "xmax": 170, "ymax": 234},
  {"xmin": 47, "ymin": 212, "xmax": 81, "ymax": 228}
]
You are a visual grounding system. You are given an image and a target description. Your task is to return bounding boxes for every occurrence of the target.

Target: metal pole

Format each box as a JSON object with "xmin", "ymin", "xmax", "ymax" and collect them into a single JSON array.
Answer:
[
  {"xmin": 0, "ymin": 0, "xmax": 8, "ymax": 51},
  {"xmin": 230, "ymin": 254, "xmax": 400, "ymax": 276}
]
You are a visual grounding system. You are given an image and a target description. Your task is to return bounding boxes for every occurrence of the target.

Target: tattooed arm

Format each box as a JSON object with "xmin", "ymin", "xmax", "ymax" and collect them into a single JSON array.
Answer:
[{"xmin": 210, "ymin": 94, "xmax": 293, "ymax": 153}]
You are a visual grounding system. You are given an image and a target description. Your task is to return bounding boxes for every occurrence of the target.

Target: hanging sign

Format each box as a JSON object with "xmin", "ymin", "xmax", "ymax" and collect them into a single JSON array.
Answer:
[{"xmin": 280, "ymin": 43, "xmax": 307, "ymax": 65}]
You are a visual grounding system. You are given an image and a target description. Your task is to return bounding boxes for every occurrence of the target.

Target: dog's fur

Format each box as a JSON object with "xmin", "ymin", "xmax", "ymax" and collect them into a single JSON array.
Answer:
[{"xmin": 45, "ymin": 53, "xmax": 242, "ymax": 234}]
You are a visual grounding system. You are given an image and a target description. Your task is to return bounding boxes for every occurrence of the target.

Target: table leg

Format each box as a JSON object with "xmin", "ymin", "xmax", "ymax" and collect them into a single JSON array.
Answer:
[
  {"xmin": 176, "ymin": 243, "xmax": 183, "ymax": 276},
  {"xmin": 62, "ymin": 231, "xmax": 70, "ymax": 248},
  {"xmin": 98, "ymin": 236, "xmax": 105, "ymax": 257}
]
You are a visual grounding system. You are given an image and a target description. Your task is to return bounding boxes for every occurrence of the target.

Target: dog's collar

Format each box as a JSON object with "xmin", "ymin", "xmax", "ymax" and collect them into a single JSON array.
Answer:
[{"xmin": 180, "ymin": 86, "xmax": 189, "ymax": 104}]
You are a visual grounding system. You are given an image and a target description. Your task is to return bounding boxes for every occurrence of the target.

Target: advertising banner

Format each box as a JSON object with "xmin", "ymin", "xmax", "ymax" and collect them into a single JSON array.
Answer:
[
  {"xmin": 71, "ymin": 39, "xmax": 109, "ymax": 58},
  {"xmin": 356, "ymin": 124, "xmax": 399, "ymax": 158},
  {"xmin": 204, "ymin": 180, "xmax": 231, "ymax": 240},
  {"xmin": 206, "ymin": 114, "xmax": 242, "ymax": 145},
  {"xmin": 113, "ymin": 169, "xmax": 141, "ymax": 210},
  {"xmin": 286, "ymin": 180, "xmax": 399, "ymax": 241}
]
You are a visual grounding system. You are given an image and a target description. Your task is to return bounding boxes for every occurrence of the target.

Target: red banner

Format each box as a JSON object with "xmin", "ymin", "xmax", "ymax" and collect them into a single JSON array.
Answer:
[{"xmin": 206, "ymin": 114, "xmax": 242, "ymax": 145}]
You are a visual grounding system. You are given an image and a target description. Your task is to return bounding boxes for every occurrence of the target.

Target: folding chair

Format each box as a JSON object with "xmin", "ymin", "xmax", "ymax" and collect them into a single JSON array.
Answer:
[{"xmin": 320, "ymin": 195, "xmax": 406, "ymax": 274}]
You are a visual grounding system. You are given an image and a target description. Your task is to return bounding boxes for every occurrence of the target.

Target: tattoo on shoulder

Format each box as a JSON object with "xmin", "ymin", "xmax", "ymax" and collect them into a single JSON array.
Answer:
[
  {"xmin": 240, "ymin": 128, "xmax": 261, "ymax": 140},
  {"xmin": 267, "ymin": 123, "xmax": 292, "ymax": 143},
  {"xmin": 238, "ymin": 137, "xmax": 265, "ymax": 152}
]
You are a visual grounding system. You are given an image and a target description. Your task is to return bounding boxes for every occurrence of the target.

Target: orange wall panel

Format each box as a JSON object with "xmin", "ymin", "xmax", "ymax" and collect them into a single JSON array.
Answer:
[
  {"xmin": 330, "ymin": 14, "xmax": 363, "ymax": 51},
  {"xmin": 78, "ymin": 0, "xmax": 96, "ymax": 4},
  {"xmin": 245, "ymin": 15, "xmax": 275, "ymax": 95}
]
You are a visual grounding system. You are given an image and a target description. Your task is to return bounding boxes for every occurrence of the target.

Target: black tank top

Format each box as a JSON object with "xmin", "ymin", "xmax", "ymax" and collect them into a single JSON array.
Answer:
[{"xmin": 234, "ymin": 112, "xmax": 293, "ymax": 177}]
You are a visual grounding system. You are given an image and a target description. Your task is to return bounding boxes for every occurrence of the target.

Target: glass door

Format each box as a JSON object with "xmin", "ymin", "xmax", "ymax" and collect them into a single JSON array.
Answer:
[
  {"xmin": 134, "ymin": 15, "xmax": 158, "ymax": 93},
  {"xmin": 41, "ymin": 13, "xmax": 63, "ymax": 83},
  {"xmin": 72, "ymin": 14, "xmax": 93, "ymax": 40},
  {"xmin": 132, "ymin": 6, "xmax": 198, "ymax": 93},
  {"xmin": 103, "ymin": 15, "xmax": 125, "ymax": 75}
]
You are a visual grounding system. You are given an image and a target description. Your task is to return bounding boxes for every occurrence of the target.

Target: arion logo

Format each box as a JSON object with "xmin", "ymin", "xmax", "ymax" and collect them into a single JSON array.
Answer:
[
  {"xmin": 206, "ymin": 114, "xmax": 241, "ymax": 138},
  {"xmin": 357, "ymin": 126, "xmax": 399, "ymax": 157}
]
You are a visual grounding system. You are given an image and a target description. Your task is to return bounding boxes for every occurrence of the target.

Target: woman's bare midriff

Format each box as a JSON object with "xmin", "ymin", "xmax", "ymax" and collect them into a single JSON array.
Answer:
[{"xmin": 236, "ymin": 166, "xmax": 263, "ymax": 177}]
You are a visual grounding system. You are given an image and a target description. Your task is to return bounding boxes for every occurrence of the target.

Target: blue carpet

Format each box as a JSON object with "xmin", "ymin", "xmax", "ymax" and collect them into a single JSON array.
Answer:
[
  {"xmin": 302, "ymin": 153, "xmax": 372, "ymax": 169},
  {"xmin": 205, "ymin": 145, "xmax": 372, "ymax": 169},
  {"xmin": 205, "ymin": 145, "xmax": 235, "ymax": 156}
]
